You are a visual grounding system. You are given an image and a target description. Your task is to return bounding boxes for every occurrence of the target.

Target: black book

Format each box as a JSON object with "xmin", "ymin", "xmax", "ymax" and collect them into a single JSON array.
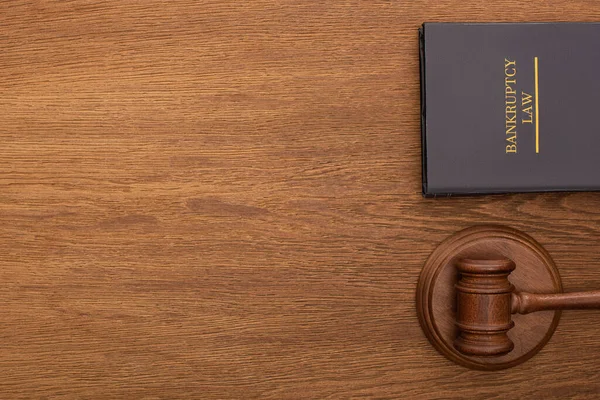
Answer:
[{"xmin": 420, "ymin": 22, "xmax": 600, "ymax": 196}]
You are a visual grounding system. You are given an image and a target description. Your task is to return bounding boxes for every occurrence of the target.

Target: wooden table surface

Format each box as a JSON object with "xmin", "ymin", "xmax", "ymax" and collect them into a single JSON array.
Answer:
[{"xmin": 2, "ymin": 1, "xmax": 600, "ymax": 398}]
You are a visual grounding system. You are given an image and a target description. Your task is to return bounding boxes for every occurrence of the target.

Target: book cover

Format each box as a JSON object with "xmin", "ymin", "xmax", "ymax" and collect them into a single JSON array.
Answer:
[{"xmin": 420, "ymin": 22, "xmax": 600, "ymax": 196}]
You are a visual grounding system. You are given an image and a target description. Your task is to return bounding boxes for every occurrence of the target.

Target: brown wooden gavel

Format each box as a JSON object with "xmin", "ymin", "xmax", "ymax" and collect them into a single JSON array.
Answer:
[{"xmin": 454, "ymin": 258, "xmax": 600, "ymax": 357}]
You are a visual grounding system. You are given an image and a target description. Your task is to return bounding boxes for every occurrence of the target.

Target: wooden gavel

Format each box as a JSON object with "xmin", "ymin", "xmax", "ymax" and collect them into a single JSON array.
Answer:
[{"xmin": 454, "ymin": 258, "xmax": 600, "ymax": 357}]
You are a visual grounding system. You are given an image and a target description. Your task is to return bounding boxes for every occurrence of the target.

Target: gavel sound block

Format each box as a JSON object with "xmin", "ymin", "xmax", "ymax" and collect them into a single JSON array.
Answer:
[{"xmin": 416, "ymin": 225, "xmax": 600, "ymax": 370}]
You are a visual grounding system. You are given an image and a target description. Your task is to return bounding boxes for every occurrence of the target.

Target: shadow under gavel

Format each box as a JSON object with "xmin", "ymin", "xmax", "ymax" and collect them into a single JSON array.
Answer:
[{"xmin": 454, "ymin": 258, "xmax": 600, "ymax": 357}]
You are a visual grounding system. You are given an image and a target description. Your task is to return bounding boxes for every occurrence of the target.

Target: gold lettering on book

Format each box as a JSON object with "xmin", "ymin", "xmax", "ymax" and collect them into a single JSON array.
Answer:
[
  {"xmin": 505, "ymin": 59, "xmax": 517, "ymax": 153},
  {"xmin": 522, "ymin": 91, "xmax": 533, "ymax": 124}
]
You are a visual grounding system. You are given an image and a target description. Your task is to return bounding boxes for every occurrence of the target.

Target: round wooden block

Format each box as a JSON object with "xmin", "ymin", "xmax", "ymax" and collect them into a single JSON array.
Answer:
[{"xmin": 416, "ymin": 225, "xmax": 562, "ymax": 370}]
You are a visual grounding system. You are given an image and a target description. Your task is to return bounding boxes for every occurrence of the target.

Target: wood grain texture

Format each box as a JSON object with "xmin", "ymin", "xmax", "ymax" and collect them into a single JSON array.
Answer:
[{"xmin": 2, "ymin": 1, "xmax": 600, "ymax": 398}]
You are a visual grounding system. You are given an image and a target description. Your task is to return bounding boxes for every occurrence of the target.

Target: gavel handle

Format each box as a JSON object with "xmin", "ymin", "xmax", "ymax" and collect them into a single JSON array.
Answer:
[{"xmin": 512, "ymin": 290, "xmax": 600, "ymax": 314}]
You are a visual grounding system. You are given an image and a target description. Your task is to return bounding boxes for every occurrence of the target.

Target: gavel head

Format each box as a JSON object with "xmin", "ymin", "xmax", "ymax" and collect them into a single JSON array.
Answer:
[{"xmin": 454, "ymin": 258, "xmax": 516, "ymax": 357}]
